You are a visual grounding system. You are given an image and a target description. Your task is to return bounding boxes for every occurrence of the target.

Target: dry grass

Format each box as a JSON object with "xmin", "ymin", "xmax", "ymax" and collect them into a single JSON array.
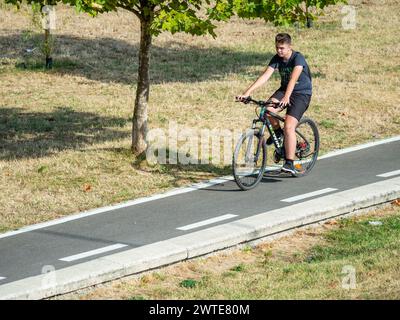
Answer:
[
  {"xmin": 54, "ymin": 202, "xmax": 400, "ymax": 300},
  {"xmin": 0, "ymin": 0, "xmax": 400, "ymax": 232}
]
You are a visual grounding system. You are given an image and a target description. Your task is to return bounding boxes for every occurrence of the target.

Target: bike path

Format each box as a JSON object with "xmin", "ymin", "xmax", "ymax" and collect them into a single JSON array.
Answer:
[{"xmin": 0, "ymin": 138, "xmax": 399, "ymax": 287}]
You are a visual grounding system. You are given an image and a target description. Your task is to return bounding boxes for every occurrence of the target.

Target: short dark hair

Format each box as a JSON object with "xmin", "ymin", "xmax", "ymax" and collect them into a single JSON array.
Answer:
[{"xmin": 275, "ymin": 33, "xmax": 292, "ymax": 45}]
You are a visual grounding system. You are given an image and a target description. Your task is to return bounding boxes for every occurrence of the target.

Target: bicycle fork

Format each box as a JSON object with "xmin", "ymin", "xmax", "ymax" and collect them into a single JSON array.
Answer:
[{"xmin": 245, "ymin": 120, "xmax": 266, "ymax": 163}]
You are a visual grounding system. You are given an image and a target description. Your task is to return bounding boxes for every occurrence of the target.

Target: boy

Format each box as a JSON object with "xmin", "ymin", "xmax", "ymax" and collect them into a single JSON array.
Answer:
[{"xmin": 236, "ymin": 33, "xmax": 312, "ymax": 174}]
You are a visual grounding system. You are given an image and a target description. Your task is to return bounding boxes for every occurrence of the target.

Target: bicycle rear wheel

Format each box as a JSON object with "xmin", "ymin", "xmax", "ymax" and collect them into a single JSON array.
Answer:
[
  {"xmin": 292, "ymin": 117, "xmax": 320, "ymax": 177},
  {"xmin": 232, "ymin": 129, "xmax": 266, "ymax": 190}
]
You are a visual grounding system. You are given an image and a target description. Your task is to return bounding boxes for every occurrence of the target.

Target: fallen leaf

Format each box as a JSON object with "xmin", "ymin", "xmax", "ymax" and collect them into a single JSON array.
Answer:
[
  {"xmin": 83, "ymin": 184, "xmax": 91, "ymax": 192},
  {"xmin": 391, "ymin": 199, "xmax": 400, "ymax": 206},
  {"xmin": 324, "ymin": 220, "xmax": 338, "ymax": 225}
]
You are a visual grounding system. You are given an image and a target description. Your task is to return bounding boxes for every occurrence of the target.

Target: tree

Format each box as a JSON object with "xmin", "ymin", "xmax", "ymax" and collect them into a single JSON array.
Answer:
[
  {"xmin": 7, "ymin": 0, "xmax": 345, "ymax": 156},
  {"xmin": 71, "ymin": 0, "xmax": 226, "ymax": 156},
  {"xmin": 7, "ymin": 0, "xmax": 61, "ymax": 68}
]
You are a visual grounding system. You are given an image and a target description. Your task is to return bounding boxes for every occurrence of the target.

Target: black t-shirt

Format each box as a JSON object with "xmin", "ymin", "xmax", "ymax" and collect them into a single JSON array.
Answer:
[{"xmin": 268, "ymin": 51, "xmax": 312, "ymax": 95}]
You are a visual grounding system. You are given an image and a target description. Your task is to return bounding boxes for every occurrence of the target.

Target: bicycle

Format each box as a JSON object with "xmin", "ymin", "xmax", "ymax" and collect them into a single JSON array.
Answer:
[{"xmin": 232, "ymin": 96, "xmax": 320, "ymax": 191}]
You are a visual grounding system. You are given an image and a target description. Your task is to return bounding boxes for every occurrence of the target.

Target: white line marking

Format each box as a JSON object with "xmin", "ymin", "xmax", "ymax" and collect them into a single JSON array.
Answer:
[
  {"xmin": 319, "ymin": 135, "xmax": 400, "ymax": 160},
  {"xmin": 0, "ymin": 176, "xmax": 233, "ymax": 240},
  {"xmin": 59, "ymin": 244, "xmax": 128, "ymax": 262},
  {"xmin": 177, "ymin": 214, "xmax": 238, "ymax": 231},
  {"xmin": 377, "ymin": 169, "xmax": 400, "ymax": 178},
  {"xmin": 0, "ymin": 277, "xmax": 6, "ymax": 281},
  {"xmin": 281, "ymin": 188, "xmax": 338, "ymax": 203},
  {"xmin": 0, "ymin": 135, "xmax": 399, "ymax": 240}
]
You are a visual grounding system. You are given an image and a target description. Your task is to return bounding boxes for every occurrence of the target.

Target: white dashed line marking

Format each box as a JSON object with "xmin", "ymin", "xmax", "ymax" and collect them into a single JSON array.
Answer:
[
  {"xmin": 281, "ymin": 188, "xmax": 338, "ymax": 203},
  {"xmin": 177, "ymin": 214, "xmax": 238, "ymax": 231},
  {"xmin": 377, "ymin": 169, "xmax": 400, "ymax": 178},
  {"xmin": 59, "ymin": 244, "xmax": 128, "ymax": 262}
]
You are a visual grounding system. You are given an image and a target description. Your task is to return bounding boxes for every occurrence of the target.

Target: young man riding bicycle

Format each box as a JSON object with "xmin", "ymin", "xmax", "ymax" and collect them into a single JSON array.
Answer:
[{"xmin": 236, "ymin": 33, "xmax": 312, "ymax": 175}]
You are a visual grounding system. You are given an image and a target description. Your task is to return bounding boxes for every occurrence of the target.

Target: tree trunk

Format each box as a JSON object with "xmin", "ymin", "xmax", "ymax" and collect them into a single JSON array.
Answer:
[
  {"xmin": 44, "ymin": 29, "xmax": 53, "ymax": 69},
  {"xmin": 132, "ymin": 18, "xmax": 152, "ymax": 156},
  {"xmin": 305, "ymin": 2, "xmax": 313, "ymax": 28}
]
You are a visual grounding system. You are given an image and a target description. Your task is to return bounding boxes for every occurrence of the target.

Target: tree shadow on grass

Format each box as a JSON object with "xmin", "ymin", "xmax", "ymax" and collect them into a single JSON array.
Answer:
[
  {"xmin": 90, "ymin": 145, "xmax": 235, "ymax": 191},
  {"xmin": 0, "ymin": 32, "xmax": 275, "ymax": 84},
  {"xmin": 0, "ymin": 106, "xmax": 129, "ymax": 160},
  {"xmin": 130, "ymin": 147, "xmax": 233, "ymax": 188}
]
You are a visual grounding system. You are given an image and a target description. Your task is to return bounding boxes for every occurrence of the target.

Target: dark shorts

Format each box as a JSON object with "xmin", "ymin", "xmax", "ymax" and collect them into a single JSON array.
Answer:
[{"xmin": 269, "ymin": 90, "xmax": 311, "ymax": 121}]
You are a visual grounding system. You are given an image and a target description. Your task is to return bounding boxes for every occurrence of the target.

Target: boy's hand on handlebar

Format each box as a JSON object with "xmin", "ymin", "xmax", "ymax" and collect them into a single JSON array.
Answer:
[{"xmin": 235, "ymin": 95, "xmax": 250, "ymax": 103}]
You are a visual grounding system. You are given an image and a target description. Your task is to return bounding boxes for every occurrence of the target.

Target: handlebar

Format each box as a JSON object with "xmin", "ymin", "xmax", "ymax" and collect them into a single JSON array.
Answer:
[{"xmin": 235, "ymin": 96, "xmax": 280, "ymax": 107}]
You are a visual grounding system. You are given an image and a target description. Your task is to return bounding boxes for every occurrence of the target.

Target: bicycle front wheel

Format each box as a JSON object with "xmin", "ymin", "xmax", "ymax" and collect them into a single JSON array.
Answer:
[{"xmin": 232, "ymin": 129, "xmax": 266, "ymax": 190}]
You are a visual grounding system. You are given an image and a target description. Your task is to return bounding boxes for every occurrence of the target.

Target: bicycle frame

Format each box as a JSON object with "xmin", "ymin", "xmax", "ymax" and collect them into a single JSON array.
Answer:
[
  {"xmin": 256, "ymin": 106, "xmax": 311, "ymax": 154},
  {"xmin": 251, "ymin": 106, "xmax": 285, "ymax": 157},
  {"xmin": 239, "ymin": 96, "xmax": 314, "ymax": 164}
]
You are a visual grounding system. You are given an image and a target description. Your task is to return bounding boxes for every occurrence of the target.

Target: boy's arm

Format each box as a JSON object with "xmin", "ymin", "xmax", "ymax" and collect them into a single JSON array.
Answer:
[
  {"xmin": 241, "ymin": 66, "xmax": 275, "ymax": 97},
  {"xmin": 279, "ymin": 65, "xmax": 303, "ymax": 107}
]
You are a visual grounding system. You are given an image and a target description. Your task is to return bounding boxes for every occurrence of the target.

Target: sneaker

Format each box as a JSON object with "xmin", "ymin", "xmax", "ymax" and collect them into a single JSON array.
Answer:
[
  {"xmin": 281, "ymin": 160, "xmax": 296, "ymax": 175},
  {"xmin": 266, "ymin": 128, "xmax": 283, "ymax": 145}
]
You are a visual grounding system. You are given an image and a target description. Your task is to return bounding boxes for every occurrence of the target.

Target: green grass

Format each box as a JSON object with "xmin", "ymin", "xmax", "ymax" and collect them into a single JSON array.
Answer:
[
  {"xmin": 230, "ymin": 264, "xmax": 246, "ymax": 272},
  {"xmin": 310, "ymin": 217, "xmax": 400, "ymax": 262},
  {"xmin": 179, "ymin": 279, "xmax": 199, "ymax": 289},
  {"xmin": 129, "ymin": 295, "xmax": 146, "ymax": 300},
  {"xmin": 319, "ymin": 119, "xmax": 336, "ymax": 129}
]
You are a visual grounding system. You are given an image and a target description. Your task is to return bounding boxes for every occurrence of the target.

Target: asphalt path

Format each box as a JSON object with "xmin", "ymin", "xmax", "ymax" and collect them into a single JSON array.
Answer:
[{"xmin": 0, "ymin": 139, "xmax": 399, "ymax": 285}]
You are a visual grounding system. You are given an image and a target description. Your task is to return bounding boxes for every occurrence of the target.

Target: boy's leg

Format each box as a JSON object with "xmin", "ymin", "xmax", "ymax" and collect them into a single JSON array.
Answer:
[
  {"xmin": 265, "ymin": 99, "xmax": 284, "ymax": 145},
  {"xmin": 284, "ymin": 115, "xmax": 298, "ymax": 161},
  {"xmin": 282, "ymin": 93, "xmax": 311, "ymax": 173}
]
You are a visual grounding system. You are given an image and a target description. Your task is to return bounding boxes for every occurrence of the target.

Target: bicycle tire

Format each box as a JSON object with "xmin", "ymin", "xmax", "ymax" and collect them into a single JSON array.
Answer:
[
  {"xmin": 292, "ymin": 117, "xmax": 320, "ymax": 177},
  {"xmin": 232, "ymin": 129, "xmax": 266, "ymax": 190}
]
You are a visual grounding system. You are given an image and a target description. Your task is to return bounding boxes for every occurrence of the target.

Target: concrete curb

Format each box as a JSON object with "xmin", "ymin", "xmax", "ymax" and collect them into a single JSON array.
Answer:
[{"xmin": 1, "ymin": 176, "xmax": 399, "ymax": 300}]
